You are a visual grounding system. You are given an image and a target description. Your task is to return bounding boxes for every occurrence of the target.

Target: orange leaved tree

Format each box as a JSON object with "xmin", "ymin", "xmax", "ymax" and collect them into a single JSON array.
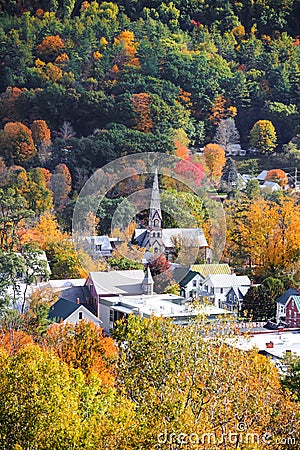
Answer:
[
  {"xmin": 36, "ymin": 35, "xmax": 65, "ymax": 62},
  {"xmin": 266, "ymin": 168, "xmax": 288, "ymax": 187},
  {"xmin": 0, "ymin": 122, "xmax": 36, "ymax": 164},
  {"xmin": 131, "ymin": 93, "xmax": 153, "ymax": 132},
  {"xmin": 44, "ymin": 320, "xmax": 117, "ymax": 386},
  {"xmin": 203, "ymin": 143, "xmax": 226, "ymax": 182}
]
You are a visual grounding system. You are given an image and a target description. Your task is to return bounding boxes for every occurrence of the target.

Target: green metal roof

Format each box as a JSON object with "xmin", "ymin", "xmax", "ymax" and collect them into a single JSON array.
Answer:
[
  {"xmin": 190, "ymin": 264, "xmax": 231, "ymax": 278},
  {"xmin": 289, "ymin": 296, "xmax": 300, "ymax": 311}
]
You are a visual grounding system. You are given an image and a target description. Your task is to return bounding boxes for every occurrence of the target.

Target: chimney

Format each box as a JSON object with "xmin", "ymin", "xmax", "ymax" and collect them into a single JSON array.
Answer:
[{"xmin": 76, "ymin": 298, "xmax": 80, "ymax": 304}]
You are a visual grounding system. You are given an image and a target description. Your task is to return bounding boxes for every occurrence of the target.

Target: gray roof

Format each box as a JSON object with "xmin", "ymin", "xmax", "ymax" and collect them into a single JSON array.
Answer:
[
  {"xmin": 257, "ymin": 170, "xmax": 269, "ymax": 181},
  {"xmin": 133, "ymin": 229, "xmax": 149, "ymax": 247},
  {"xmin": 48, "ymin": 298, "xmax": 80, "ymax": 322},
  {"xmin": 60, "ymin": 286, "xmax": 90, "ymax": 303},
  {"xmin": 172, "ymin": 268, "xmax": 198, "ymax": 286},
  {"xmin": 89, "ymin": 270, "xmax": 145, "ymax": 295},
  {"xmin": 226, "ymin": 286, "xmax": 244, "ymax": 301},
  {"xmin": 203, "ymin": 274, "xmax": 251, "ymax": 288}
]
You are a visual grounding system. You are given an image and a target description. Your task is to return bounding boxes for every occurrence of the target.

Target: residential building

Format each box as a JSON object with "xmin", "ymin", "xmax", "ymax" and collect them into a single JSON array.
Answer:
[
  {"xmin": 98, "ymin": 293, "xmax": 230, "ymax": 334},
  {"xmin": 190, "ymin": 264, "xmax": 231, "ymax": 282},
  {"xmin": 84, "ymin": 236, "xmax": 113, "ymax": 256},
  {"xmin": 286, "ymin": 296, "xmax": 300, "ymax": 328},
  {"xmin": 85, "ymin": 269, "xmax": 146, "ymax": 313},
  {"xmin": 200, "ymin": 273, "xmax": 251, "ymax": 308},
  {"xmin": 276, "ymin": 288, "xmax": 299, "ymax": 322},
  {"xmin": 48, "ymin": 298, "xmax": 101, "ymax": 325}
]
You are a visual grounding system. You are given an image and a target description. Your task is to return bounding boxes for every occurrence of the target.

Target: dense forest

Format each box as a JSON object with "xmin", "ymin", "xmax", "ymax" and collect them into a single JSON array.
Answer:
[
  {"xmin": 1, "ymin": 4, "xmax": 300, "ymax": 449},
  {"xmin": 0, "ymin": 0, "xmax": 299, "ymax": 170},
  {"xmin": 0, "ymin": 0, "xmax": 299, "ymax": 280}
]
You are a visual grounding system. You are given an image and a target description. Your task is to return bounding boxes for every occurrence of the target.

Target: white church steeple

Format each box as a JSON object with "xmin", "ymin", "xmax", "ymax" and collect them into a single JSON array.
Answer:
[{"xmin": 148, "ymin": 169, "xmax": 163, "ymax": 253}]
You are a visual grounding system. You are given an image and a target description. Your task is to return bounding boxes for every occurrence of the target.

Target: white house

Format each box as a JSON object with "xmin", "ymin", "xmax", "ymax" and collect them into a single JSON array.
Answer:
[
  {"xmin": 261, "ymin": 181, "xmax": 282, "ymax": 191},
  {"xmin": 200, "ymin": 273, "xmax": 251, "ymax": 308},
  {"xmin": 48, "ymin": 298, "xmax": 101, "ymax": 326}
]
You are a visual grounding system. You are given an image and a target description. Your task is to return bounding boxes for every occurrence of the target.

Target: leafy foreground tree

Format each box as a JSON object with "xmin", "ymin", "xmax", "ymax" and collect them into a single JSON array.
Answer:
[
  {"xmin": 114, "ymin": 315, "xmax": 300, "ymax": 449},
  {"xmin": 0, "ymin": 344, "xmax": 136, "ymax": 450},
  {"xmin": 44, "ymin": 320, "xmax": 117, "ymax": 385},
  {"xmin": 282, "ymin": 353, "xmax": 300, "ymax": 401}
]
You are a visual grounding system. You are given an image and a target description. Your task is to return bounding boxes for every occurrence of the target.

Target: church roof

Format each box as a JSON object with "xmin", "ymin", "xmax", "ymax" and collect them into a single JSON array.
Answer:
[
  {"xmin": 133, "ymin": 228, "xmax": 208, "ymax": 249},
  {"xmin": 162, "ymin": 228, "xmax": 208, "ymax": 248}
]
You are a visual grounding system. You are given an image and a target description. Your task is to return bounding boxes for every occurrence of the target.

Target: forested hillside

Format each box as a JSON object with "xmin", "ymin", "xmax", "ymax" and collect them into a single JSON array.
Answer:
[
  {"xmin": 0, "ymin": 0, "xmax": 300, "ymax": 279},
  {"xmin": 0, "ymin": 0, "xmax": 299, "ymax": 173}
]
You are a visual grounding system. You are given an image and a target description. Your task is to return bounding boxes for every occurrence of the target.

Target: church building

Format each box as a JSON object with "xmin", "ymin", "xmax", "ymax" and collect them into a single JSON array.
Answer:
[{"xmin": 132, "ymin": 169, "xmax": 210, "ymax": 261}]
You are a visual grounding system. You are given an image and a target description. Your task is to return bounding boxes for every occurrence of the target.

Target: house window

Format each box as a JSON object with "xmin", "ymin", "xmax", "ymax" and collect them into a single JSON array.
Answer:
[
  {"xmin": 292, "ymin": 299, "xmax": 295, "ymax": 308},
  {"xmin": 193, "ymin": 280, "xmax": 197, "ymax": 287},
  {"xmin": 79, "ymin": 312, "xmax": 83, "ymax": 320},
  {"xmin": 220, "ymin": 288, "xmax": 223, "ymax": 294},
  {"xmin": 95, "ymin": 244, "xmax": 102, "ymax": 251},
  {"xmin": 109, "ymin": 309, "xmax": 114, "ymax": 322}
]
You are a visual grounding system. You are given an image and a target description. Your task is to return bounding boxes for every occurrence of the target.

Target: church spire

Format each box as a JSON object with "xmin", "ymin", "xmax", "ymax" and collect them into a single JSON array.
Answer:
[{"xmin": 149, "ymin": 169, "xmax": 162, "ymax": 229}]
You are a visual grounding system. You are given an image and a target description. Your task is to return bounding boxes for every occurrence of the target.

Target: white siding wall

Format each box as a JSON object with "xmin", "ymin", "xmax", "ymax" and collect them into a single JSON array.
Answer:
[
  {"xmin": 64, "ymin": 306, "xmax": 101, "ymax": 326},
  {"xmin": 99, "ymin": 303, "xmax": 111, "ymax": 334}
]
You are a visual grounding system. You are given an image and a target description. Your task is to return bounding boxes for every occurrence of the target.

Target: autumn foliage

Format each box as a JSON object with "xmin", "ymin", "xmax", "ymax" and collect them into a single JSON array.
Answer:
[
  {"xmin": 31, "ymin": 120, "xmax": 51, "ymax": 148},
  {"xmin": 0, "ymin": 330, "xmax": 34, "ymax": 355},
  {"xmin": 203, "ymin": 143, "xmax": 226, "ymax": 181},
  {"xmin": 44, "ymin": 320, "xmax": 116, "ymax": 386},
  {"xmin": 131, "ymin": 92, "xmax": 153, "ymax": 132},
  {"xmin": 174, "ymin": 157, "xmax": 205, "ymax": 186},
  {"xmin": 266, "ymin": 168, "xmax": 288, "ymax": 186},
  {"xmin": 36, "ymin": 35, "xmax": 65, "ymax": 62},
  {"xmin": 0, "ymin": 122, "xmax": 36, "ymax": 164},
  {"xmin": 226, "ymin": 196, "xmax": 300, "ymax": 274}
]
